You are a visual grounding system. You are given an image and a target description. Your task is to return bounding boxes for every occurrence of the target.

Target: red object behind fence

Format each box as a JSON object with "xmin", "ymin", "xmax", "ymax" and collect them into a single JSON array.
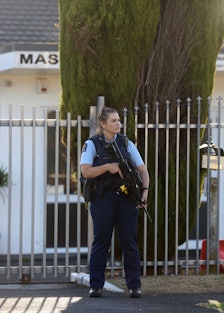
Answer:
[{"xmin": 200, "ymin": 239, "xmax": 224, "ymax": 273}]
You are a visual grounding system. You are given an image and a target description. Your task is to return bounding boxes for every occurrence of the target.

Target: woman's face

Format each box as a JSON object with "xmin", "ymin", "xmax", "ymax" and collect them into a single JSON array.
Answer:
[{"xmin": 101, "ymin": 112, "xmax": 121, "ymax": 137}]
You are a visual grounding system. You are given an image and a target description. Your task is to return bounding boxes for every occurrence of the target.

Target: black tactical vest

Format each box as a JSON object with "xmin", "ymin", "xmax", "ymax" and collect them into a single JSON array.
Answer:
[
  {"xmin": 90, "ymin": 133, "xmax": 129, "ymax": 166},
  {"xmin": 90, "ymin": 133, "xmax": 130, "ymax": 193}
]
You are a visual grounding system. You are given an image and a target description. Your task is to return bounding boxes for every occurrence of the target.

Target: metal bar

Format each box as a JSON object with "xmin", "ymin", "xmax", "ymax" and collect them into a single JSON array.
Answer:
[
  {"xmin": 76, "ymin": 115, "xmax": 82, "ymax": 272},
  {"xmin": 195, "ymin": 97, "xmax": 202, "ymax": 274},
  {"xmin": 0, "ymin": 119, "xmax": 216, "ymax": 129},
  {"xmin": 122, "ymin": 108, "xmax": 128, "ymax": 136},
  {"xmin": 65, "ymin": 112, "xmax": 71, "ymax": 277},
  {"xmin": 0, "ymin": 119, "xmax": 79, "ymax": 127},
  {"xmin": 87, "ymin": 106, "xmax": 96, "ymax": 266},
  {"xmin": 30, "ymin": 106, "xmax": 36, "ymax": 279},
  {"xmin": 136, "ymin": 123, "xmax": 209, "ymax": 129},
  {"xmin": 206, "ymin": 97, "xmax": 212, "ymax": 274},
  {"xmin": 216, "ymin": 96, "xmax": 222, "ymax": 274},
  {"xmin": 134, "ymin": 106, "xmax": 139, "ymax": 145},
  {"xmin": 143, "ymin": 103, "xmax": 149, "ymax": 276},
  {"xmin": 185, "ymin": 98, "xmax": 191, "ymax": 275},
  {"xmin": 96, "ymin": 96, "xmax": 105, "ymax": 117},
  {"xmin": 54, "ymin": 110, "xmax": 60, "ymax": 277},
  {"xmin": 175, "ymin": 99, "xmax": 181, "ymax": 275},
  {"xmin": 42, "ymin": 108, "xmax": 48, "ymax": 278},
  {"xmin": 164, "ymin": 100, "xmax": 170, "ymax": 275},
  {"xmin": 19, "ymin": 105, "xmax": 25, "ymax": 279},
  {"xmin": 7, "ymin": 104, "xmax": 13, "ymax": 280},
  {"xmin": 153, "ymin": 101, "xmax": 159, "ymax": 276}
]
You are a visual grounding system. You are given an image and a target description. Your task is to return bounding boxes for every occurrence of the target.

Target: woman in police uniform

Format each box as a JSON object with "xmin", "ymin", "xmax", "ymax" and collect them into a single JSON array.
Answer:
[{"xmin": 80, "ymin": 106, "xmax": 149, "ymax": 298}]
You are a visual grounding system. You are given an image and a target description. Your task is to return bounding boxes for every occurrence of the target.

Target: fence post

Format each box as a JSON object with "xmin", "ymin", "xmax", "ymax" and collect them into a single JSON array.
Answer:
[
  {"xmin": 209, "ymin": 177, "xmax": 218, "ymax": 273},
  {"xmin": 96, "ymin": 96, "xmax": 105, "ymax": 117}
]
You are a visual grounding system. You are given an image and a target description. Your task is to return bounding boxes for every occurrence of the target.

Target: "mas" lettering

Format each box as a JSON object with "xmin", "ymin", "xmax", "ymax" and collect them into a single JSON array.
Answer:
[{"xmin": 20, "ymin": 53, "xmax": 59, "ymax": 65}]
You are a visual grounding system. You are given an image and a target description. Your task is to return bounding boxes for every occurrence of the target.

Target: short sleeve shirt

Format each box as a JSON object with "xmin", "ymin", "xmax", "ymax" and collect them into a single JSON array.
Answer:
[{"xmin": 80, "ymin": 138, "xmax": 144, "ymax": 167}]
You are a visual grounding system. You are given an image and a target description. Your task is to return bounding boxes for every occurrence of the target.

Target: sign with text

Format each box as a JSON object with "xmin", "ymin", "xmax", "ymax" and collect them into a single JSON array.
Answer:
[{"xmin": 0, "ymin": 51, "xmax": 60, "ymax": 71}]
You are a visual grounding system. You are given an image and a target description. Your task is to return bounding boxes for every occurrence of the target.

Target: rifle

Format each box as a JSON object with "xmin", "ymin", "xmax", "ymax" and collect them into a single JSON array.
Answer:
[{"xmin": 104, "ymin": 141, "xmax": 151, "ymax": 221}]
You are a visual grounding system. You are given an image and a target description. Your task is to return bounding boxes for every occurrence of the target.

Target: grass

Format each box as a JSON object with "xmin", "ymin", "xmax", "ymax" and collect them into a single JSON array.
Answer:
[{"xmin": 198, "ymin": 300, "xmax": 224, "ymax": 312}]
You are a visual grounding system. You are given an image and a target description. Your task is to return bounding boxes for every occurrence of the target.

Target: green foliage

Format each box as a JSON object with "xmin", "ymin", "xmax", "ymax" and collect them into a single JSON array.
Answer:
[
  {"xmin": 182, "ymin": 1, "xmax": 224, "ymax": 108},
  {"xmin": 59, "ymin": 0, "xmax": 160, "ymax": 118},
  {"xmin": 0, "ymin": 166, "xmax": 8, "ymax": 188},
  {"xmin": 0, "ymin": 166, "xmax": 8, "ymax": 201}
]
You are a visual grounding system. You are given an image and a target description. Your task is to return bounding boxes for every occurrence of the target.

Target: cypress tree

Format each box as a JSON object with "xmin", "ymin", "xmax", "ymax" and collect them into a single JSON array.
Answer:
[
  {"xmin": 59, "ymin": 0, "xmax": 224, "ymax": 263},
  {"xmin": 59, "ymin": 0, "xmax": 160, "ymax": 118}
]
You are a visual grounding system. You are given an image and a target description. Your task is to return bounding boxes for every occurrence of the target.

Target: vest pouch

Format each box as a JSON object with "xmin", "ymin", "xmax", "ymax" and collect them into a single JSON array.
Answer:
[
  {"xmin": 96, "ymin": 173, "xmax": 124, "ymax": 195},
  {"xmin": 80, "ymin": 175, "xmax": 95, "ymax": 202}
]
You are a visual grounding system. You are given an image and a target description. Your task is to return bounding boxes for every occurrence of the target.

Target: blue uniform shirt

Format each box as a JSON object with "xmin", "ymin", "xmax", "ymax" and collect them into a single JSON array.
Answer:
[{"xmin": 80, "ymin": 137, "xmax": 144, "ymax": 167}]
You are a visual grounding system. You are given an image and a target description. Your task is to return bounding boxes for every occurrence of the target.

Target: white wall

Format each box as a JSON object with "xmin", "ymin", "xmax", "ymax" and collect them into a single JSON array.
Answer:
[
  {"xmin": 0, "ymin": 72, "xmax": 60, "ymax": 116},
  {"xmin": 0, "ymin": 71, "xmax": 61, "ymax": 254}
]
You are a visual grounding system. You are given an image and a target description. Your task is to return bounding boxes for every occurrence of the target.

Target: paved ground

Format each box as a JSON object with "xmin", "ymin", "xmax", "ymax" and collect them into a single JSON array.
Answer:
[{"xmin": 0, "ymin": 275, "xmax": 223, "ymax": 312}]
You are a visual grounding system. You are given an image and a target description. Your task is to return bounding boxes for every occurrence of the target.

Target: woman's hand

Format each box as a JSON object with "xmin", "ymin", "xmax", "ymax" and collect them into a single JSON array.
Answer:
[
  {"xmin": 107, "ymin": 163, "xmax": 123, "ymax": 179},
  {"xmin": 137, "ymin": 189, "xmax": 148, "ymax": 208},
  {"xmin": 81, "ymin": 163, "xmax": 123, "ymax": 179}
]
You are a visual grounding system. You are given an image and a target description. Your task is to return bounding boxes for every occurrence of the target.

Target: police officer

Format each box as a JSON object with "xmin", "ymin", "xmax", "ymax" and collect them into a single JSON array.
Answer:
[{"xmin": 80, "ymin": 106, "xmax": 149, "ymax": 298}]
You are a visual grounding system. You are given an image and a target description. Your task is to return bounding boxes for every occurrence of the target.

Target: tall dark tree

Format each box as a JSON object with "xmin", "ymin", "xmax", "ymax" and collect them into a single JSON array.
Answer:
[
  {"xmin": 138, "ymin": 0, "xmax": 224, "ymax": 260},
  {"xmin": 59, "ymin": 0, "xmax": 160, "ymax": 118},
  {"xmin": 59, "ymin": 0, "xmax": 224, "ymax": 261}
]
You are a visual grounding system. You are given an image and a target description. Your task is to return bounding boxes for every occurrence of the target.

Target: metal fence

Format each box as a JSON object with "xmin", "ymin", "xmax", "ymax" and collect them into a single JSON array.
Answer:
[{"xmin": 0, "ymin": 96, "xmax": 224, "ymax": 283}]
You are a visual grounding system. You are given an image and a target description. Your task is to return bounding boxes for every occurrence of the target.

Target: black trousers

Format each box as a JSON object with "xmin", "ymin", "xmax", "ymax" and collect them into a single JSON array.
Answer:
[{"xmin": 89, "ymin": 190, "xmax": 141, "ymax": 289}]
